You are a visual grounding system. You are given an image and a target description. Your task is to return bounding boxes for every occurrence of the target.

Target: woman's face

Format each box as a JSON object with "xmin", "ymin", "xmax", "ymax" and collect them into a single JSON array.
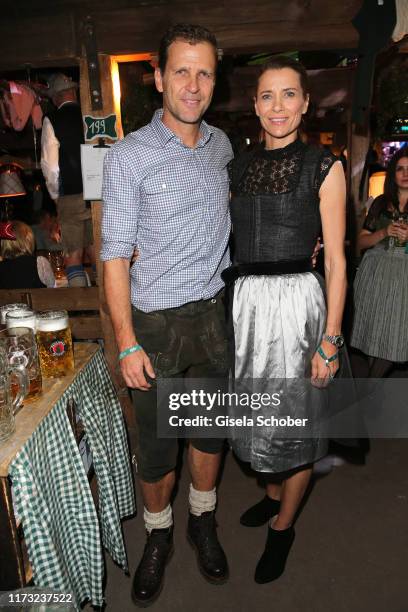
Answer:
[
  {"xmin": 395, "ymin": 156, "xmax": 408, "ymax": 191},
  {"xmin": 255, "ymin": 68, "xmax": 309, "ymax": 149}
]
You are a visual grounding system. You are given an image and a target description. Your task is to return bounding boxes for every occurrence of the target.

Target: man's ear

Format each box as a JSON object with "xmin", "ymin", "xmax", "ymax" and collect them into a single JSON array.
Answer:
[{"xmin": 154, "ymin": 67, "xmax": 164, "ymax": 93}]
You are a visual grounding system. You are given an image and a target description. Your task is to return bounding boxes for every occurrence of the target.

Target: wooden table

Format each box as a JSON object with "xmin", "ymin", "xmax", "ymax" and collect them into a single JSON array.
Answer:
[
  {"xmin": 0, "ymin": 344, "xmax": 99, "ymax": 480},
  {"xmin": 0, "ymin": 344, "xmax": 135, "ymax": 606}
]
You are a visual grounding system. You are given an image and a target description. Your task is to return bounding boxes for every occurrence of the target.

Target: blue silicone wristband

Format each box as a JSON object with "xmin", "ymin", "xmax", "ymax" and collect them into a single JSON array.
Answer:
[{"xmin": 119, "ymin": 344, "xmax": 142, "ymax": 361}]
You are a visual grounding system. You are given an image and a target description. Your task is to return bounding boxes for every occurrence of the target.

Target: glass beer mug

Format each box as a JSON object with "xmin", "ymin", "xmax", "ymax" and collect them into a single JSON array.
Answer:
[
  {"xmin": 0, "ymin": 345, "xmax": 28, "ymax": 443},
  {"xmin": 6, "ymin": 309, "xmax": 37, "ymax": 331},
  {"xmin": 0, "ymin": 327, "xmax": 42, "ymax": 401},
  {"xmin": 36, "ymin": 310, "xmax": 75, "ymax": 378},
  {"xmin": 1, "ymin": 303, "xmax": 30, "ymax": 325}
]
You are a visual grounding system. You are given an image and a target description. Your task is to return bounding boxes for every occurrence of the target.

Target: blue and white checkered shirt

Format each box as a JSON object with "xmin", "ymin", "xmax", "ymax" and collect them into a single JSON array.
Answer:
[{"xmin": 101, "ymin": 109, "xmax": 233, "ymax": 312}]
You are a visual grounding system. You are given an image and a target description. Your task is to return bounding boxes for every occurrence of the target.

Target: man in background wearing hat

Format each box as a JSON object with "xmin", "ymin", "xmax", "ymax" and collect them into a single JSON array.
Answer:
[{"xmin": 41, "ymin": 73, "xmax": 94, "ymax": 286}]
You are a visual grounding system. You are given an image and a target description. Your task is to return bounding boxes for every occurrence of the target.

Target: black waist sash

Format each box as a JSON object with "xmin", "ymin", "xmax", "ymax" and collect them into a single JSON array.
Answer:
[{"xmin": 221, "ymin": 258, "xmax": 313, "ymax": 286}]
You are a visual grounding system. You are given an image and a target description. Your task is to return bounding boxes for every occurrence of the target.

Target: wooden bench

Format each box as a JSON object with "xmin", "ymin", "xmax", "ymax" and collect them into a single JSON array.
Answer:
[{"xmin": 0, "ymin": 287, "xmax": 102, "ymax": 341}]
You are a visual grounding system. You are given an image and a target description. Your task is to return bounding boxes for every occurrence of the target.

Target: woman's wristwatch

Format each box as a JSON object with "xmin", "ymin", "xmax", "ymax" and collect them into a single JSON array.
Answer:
[{"xmin": 323, "ymin": 334, "xmax": 344, "ymax": 348}]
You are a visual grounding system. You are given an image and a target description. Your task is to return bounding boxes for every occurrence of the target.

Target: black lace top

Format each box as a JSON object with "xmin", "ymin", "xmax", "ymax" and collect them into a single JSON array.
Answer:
[
  {"xmin": 229, "ymin": 141, "xmax": 339, "ymax": 263},
  {"xmin": 235, "ymin": 139, "xmax": 336, "ymax": 195}
]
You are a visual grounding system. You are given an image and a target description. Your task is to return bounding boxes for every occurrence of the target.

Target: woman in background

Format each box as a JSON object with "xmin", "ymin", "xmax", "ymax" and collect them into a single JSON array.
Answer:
[
  {"xmin": 351, "ymin": 147, "xmax": 408, "ymax": 376},
  {"xmin": 0, "ymin": 220, "xmax": 55, "ymax": 288}
]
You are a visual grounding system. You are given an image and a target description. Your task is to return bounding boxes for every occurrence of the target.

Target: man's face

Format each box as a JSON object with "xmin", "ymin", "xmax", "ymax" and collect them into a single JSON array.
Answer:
[{"xmin": 155, "ymin": 39, "xmax": 217, "ymax": 133}]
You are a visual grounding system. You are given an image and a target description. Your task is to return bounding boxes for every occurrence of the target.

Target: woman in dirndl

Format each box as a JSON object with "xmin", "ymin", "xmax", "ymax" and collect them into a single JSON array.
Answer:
[
  {"xmin": 223, "ymin": 56, "xmax": 347, "ymax": 583},
  {"xmin": 351, "ymin": 147, "xmax": 408, "ymax": 376}
]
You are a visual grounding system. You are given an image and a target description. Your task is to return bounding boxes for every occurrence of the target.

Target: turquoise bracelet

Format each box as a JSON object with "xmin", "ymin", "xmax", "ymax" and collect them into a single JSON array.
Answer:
[
  {"xmin": 317, "ymin": 345, "xmax": 338, "ymax": 366},
  {"xmin": 119, "ymin": 344, "xmax": 143, "ymax": 361}
]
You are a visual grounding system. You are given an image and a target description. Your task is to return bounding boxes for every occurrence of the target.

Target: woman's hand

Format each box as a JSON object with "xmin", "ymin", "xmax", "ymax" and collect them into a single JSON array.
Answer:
[
  {"xmin": 394, "ymin": 223, "xmax": 408, "ymax": 244},
  {"xmin": 386, "ymin": 223, "xmax": 400, "ymax": 239},
  {"xmin": 311, "ymin": 339, "xmax": 339, "ymax": 388}
]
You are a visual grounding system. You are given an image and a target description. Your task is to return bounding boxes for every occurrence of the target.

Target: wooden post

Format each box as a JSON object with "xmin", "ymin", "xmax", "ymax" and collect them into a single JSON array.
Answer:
[
  {"xmin": 349, "ymin": 123, "xmax": 371, "ymax": 250},
  {"xmin": 79, "ymin": 53, "xmax": 135, "ymax": 429}
]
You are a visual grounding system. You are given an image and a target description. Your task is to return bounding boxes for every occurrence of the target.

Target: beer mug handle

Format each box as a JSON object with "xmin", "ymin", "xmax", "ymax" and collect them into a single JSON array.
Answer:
[{"xmin": 10, "ymin": 366, "xmax": 28, "ymax": 412}]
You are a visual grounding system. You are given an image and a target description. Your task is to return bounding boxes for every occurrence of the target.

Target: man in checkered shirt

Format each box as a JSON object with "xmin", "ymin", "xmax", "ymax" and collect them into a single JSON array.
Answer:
[{"xmin": 101, "ymin": 24, "xmax": 232, "ymax": 606}]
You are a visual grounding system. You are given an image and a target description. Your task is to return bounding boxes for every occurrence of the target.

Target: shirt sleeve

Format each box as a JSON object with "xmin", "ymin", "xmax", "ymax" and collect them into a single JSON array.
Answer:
[
  {"xmin": 41, "ymin": 117, "xmax": 60, "ymax": 201},
  {"xmin": 37, "ymin": 256, "xmax": 56, "ymax": 288},
  {"xmin": 362, "ymin": 196, "xmax": 385, "ymax": 232},
  {"xmin": 100, "ymin": 145, "xmax": 139, "ymax": 261}
]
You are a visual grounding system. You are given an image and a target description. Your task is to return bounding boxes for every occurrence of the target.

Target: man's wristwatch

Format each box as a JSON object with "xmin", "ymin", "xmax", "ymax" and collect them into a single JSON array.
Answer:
[{"xmin": 323, "ymin": 334, "xmax": 345, "ymax": 348}]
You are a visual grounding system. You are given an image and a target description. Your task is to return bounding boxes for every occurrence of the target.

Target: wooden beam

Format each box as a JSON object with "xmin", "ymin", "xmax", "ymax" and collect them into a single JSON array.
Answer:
[
  {"xmin": 0, "ymin": 0, "xmax": 362, "ymax": 69},
  {"xmin": 0, "ymin": 287, "xmax": 100, "ymax": 310},
  {"xmin": 4, "ymin": 0, "xmax": 362, "ymax": 23},
  {"xmin": 79, "ymin": 53, "xmax": 135, "ymax": 430}
]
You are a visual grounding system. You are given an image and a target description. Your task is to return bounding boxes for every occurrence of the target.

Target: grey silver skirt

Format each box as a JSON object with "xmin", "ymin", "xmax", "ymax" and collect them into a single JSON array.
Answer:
[
  {"xmin": 351, "ymin": 245, "xmax": 408, "ymax": 362},
  {"xmin": 231, "ymin": 272, "xmax": 328, "ymax": 473}
]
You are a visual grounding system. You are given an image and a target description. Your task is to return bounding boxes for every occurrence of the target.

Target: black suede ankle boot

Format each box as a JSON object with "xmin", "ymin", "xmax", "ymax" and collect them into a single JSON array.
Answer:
[
  {"xmin": 240, "ymin": 495, "xmax": 281, "ymax": 527},
  {"xmin": 254, "ymin": 524, "xmax": 295, "ymax": 584}
]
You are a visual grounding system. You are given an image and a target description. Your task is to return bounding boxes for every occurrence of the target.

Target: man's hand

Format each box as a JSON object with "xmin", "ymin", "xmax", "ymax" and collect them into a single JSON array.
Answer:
[
  {"xmin": 120, "ymin": 348, "xmax": 156, "ymax": 391},
  {"xmin": 311, "ymin": 237, "xmax": 322, "ymax": 268}
]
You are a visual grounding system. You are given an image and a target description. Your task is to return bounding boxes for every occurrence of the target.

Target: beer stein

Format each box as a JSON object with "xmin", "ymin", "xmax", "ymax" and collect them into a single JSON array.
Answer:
[
  {"xmin": 0, "ymin": 345, "xmax": 28, "ymax": 443},
  {"xmin": 36, "ymin": 310, "xmax": 75, "ymax": 378},
  {"xmin": 6, "ymin": 309, "xmax": 37, "ymax": 331},
  {"xmin": 1, "ymin": 303, "xmax": 30, "ymax": 325},
  {"xmin": 0, "ymin": 327, "xmax": 42, "ymax": 402}
]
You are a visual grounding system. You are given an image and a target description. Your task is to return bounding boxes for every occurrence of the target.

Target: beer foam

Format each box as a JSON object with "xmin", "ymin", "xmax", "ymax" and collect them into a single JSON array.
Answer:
[
  {"xmin": 6, "ymin": 310, "xmax": 36, "ymax": 331},
  {"xmin": 36, "ymin": 316, "xmax": 69, "ymax": 332}
]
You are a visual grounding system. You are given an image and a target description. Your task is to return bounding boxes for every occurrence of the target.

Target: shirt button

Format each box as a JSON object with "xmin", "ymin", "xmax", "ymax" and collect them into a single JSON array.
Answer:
[{"xmin": 211, "ymin": 298, "xmax": 217, "ymax": 304}]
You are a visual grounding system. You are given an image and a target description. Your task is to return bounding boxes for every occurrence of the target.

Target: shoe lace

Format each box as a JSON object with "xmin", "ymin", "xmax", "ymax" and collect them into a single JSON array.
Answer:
[{"xmin": 139, "ymin": 531, "xmax": 170, "ymax": 576}]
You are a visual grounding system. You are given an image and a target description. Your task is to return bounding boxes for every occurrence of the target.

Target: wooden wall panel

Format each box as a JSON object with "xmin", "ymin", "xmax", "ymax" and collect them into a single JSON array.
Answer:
[{"xmin": 0, "ymin": 15, "xmax": 77, "ymax": 70}]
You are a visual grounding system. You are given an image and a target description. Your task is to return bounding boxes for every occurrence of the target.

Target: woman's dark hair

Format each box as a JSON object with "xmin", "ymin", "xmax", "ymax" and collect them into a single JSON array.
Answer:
[
  {"xmin": 383, "ymin": 146, "xmax": 408, "ymax": 210},
  {"xmin": 257, "ymin": 56, "xmax": 309, "ymax": 98},
  {"xmin": 158, "ymin": 24, "xmax": 218, "ymax": 73}
]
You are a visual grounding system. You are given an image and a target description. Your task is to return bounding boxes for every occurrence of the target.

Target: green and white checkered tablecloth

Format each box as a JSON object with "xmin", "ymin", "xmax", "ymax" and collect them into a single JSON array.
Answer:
[{"xmin": 9, "ymin": 348, "xmax": 136, "ymax": 609}]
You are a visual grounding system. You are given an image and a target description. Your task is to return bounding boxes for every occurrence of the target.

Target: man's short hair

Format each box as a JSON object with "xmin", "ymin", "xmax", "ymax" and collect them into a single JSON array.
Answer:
[{"xmin": 158, "ymin": 23, "xmax": 218, "ymax": 73}]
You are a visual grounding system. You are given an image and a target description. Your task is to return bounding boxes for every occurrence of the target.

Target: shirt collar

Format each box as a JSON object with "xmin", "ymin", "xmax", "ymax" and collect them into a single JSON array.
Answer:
[{"xmin": 151, "ymin": 108, "xmax": 214, "ymax": 148}]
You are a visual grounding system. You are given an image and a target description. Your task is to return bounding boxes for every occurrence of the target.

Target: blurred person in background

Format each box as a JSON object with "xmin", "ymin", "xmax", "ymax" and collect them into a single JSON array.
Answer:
[
  {"xmin": 351, "ymin": 147, "xmax": 408, "ymax": 377},
  {"xmin": 41, "ymin": 73, "xmax": 94, "ymax": 287},
  {"xmin": 31, "ymin": 209, "xmax": 61, "ymax": 251},
  {"xmin": 0, "ymin": 221, "xmax": 55, "ymax": 288}
]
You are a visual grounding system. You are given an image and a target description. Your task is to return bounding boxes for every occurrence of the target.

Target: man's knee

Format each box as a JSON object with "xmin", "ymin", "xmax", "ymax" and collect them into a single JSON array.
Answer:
[
  {"xmin": 135, "ymin": 444, "xmax": 179, "ymax": 482},
  {"xmin": 190, "ymin": 438, "xmax": 225, "ymax": 455}
]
